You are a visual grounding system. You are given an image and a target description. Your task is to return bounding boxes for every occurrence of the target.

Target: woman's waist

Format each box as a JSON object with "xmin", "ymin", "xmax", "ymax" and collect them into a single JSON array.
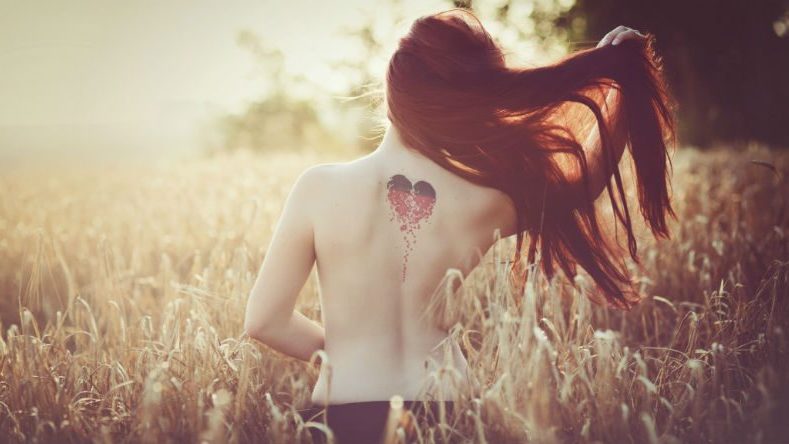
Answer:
[
  {"xmin": 322, "ymin": 332, "xmax": 467, "ymax": 369},
  {"xmin": 310, "ymin": 374, "xmax": 469, "ymax": 405},
  {"xmin": 319, "ymin": 341, "xmax": 471, "ymax": 384},
  {"xmin": 310, "ymin": 350, "xmax": 476, "ymax": 405},
  {"xmin": 301, "ymin": 399, "xmax": 457, "ymax": 420}
]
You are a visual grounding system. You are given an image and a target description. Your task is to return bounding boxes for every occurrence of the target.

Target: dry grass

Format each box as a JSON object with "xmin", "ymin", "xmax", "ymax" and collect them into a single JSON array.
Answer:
[{"xmin": 0, "ymin": 146, "xmax": 787, "ymax": 443}]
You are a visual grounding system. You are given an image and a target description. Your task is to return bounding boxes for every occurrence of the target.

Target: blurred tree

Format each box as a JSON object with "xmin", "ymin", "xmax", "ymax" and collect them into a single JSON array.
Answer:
[
  {"xmin": 454, "ymin": 0, "xmax": 577, "ymax": 64},
  {"xmin": 213, "ymin": 30, "xmax": 338, "ymax": 153},
  {"xmin": 556, "ymin": 0, "xmax": 789, "ymax": 148},
  {"xmin": 329, "ymin": 3, "xmax": 403, "ymax": 152}
]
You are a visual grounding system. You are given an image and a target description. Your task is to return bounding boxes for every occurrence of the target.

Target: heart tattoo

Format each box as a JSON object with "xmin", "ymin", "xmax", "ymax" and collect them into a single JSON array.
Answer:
[{"xmin": 386, "ymin": 174, "xmax": 437, "ymax": 280}]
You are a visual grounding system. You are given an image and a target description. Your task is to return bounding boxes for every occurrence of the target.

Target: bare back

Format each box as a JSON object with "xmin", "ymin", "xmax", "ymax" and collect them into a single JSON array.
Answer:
[{"xmin": 310, "ymin": 144, "xmax": 516, "ymax": 405}]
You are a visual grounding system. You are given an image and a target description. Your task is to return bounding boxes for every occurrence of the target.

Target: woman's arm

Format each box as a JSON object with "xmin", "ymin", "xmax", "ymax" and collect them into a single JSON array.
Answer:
[
  {"xmin": 578, "ymin": 85, "xmax": 629, "ymax": 201},
  {"xmin": 243, "ymin": 166, "xmax": 326, "ymax": 362},
  {"xmin": 563, "ymin": 26, "xmax": 646, "ymax": 205}
]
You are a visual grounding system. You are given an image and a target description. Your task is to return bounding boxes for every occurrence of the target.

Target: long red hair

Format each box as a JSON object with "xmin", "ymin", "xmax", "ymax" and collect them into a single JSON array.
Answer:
[{"xmin": 384, "ymin": 8, "xmax": 677, "ymax": 309}]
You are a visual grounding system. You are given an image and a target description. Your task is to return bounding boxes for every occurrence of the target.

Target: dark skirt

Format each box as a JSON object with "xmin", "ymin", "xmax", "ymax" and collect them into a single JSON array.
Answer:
[{"xmin": 297, "ymin": 400, "xmax": 455, "ymax": 443}]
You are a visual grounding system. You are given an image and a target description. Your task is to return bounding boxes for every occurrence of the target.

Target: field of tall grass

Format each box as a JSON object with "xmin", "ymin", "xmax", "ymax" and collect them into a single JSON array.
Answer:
[{"xmin": 0, "ymin": 146, "xmax": 787, "ymax": 443}]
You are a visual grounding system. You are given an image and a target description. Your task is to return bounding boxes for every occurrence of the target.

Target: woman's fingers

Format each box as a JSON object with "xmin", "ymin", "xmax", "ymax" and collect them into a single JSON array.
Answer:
[
  {"xmin": 611, "ymin": 29, "xmax": 644, "ymax": 45},
  {"xmin": 596, "ymin": 25, "xmax": 627, "ymax": 48},
  {"xmin": 597, "ymin": 25, "xmax": 645, "ymax": 48}
]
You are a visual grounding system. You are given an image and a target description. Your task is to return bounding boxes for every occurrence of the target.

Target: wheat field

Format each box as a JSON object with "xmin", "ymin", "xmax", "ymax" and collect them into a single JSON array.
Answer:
[{"xmin": 0, "ymin": 146, "xmax": 787, "ymax": 443}]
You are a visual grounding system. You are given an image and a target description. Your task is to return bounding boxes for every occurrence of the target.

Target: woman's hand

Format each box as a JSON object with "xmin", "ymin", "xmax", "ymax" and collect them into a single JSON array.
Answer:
[{"xmin": 596, "ymin": 25, "xmax": 647, "ymax": 48}]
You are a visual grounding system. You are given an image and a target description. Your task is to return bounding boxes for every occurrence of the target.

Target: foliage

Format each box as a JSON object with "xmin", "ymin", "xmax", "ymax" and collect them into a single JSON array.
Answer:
[{"xmin": 212, "ymin": 32, "xmax": 340, "ymax": 153}]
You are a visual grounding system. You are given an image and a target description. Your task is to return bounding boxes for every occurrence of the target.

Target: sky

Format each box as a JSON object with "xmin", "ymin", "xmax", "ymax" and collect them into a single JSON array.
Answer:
[{"xmin": 0, "ymin": 0, "xmax": 454, "ymax": 166}]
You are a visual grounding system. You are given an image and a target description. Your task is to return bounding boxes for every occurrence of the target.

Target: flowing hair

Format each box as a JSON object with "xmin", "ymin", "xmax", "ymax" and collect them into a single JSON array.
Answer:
[{"xmin": 384, "ymin": 8, "xmax": 677, "ymax": 309}]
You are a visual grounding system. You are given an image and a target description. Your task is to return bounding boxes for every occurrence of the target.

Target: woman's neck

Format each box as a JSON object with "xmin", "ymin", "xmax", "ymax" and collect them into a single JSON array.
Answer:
[{"xmin": 374, "ymin": 124, "xmax": 423, "ymax": 161}]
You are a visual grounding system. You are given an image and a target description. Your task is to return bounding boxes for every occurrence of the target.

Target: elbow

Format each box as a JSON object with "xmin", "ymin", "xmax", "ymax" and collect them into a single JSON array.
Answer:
[
  {"xmin": 242, "ymin": 320, "xmax": 261, "ymax": 341},
  {"xmin": 242, "ymin": 321, "xmax": 258, "ymax": 340},
  {"xmin": 243, "ymin": 315, "xmax": 276, "ymax": 342},
  {"xmin": 585, "ymin": 181, "xmax": 607, "ymax": 204}
]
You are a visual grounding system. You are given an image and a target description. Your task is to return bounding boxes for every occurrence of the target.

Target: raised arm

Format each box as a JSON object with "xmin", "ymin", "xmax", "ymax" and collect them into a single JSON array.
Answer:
[
  {"xmin": 561, "ymin": 26, "xmax": 646, "ymax": 206},
  {"xmin": 577, "ymin": 85, "xmax": 629, "ymax": 201}
]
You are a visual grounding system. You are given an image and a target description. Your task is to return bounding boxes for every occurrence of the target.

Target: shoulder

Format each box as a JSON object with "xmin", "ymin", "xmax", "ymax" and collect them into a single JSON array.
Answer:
[
  {"xmin": 287, "ymin": 161, "xmax": 355, "ymax": 208},
  {"xmin": 288, "ymin": 162, "xmax": 346, "ymax": 199},
  {"xmin": 294, "ymin": 162, "xmax": 338, "ymax": 186},
  {"xmin": 281, "ymin": 163, "xmax": 340, "ymax": 219},
  {"xmin": 294, "ymin": 158, "xmax": 378, "ymax": 192}
]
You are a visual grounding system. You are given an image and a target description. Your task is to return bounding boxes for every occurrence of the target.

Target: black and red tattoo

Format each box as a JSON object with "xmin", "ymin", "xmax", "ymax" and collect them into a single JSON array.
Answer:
[{"xmin": 386, "ymin": 174, "xmax": 437, "ymax": 280}]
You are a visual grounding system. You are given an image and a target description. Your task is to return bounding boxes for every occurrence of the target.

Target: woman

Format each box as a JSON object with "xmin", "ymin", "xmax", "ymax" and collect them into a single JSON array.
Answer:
[{"xmin": 243, "ymin": 8, "xmax": 675, "ymax": 443}]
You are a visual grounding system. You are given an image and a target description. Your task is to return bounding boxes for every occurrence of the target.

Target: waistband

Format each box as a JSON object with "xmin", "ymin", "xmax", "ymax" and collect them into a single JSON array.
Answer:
[{"xmin": 299, "ymin": 399, "xmax": 455, "ymax": 420}]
